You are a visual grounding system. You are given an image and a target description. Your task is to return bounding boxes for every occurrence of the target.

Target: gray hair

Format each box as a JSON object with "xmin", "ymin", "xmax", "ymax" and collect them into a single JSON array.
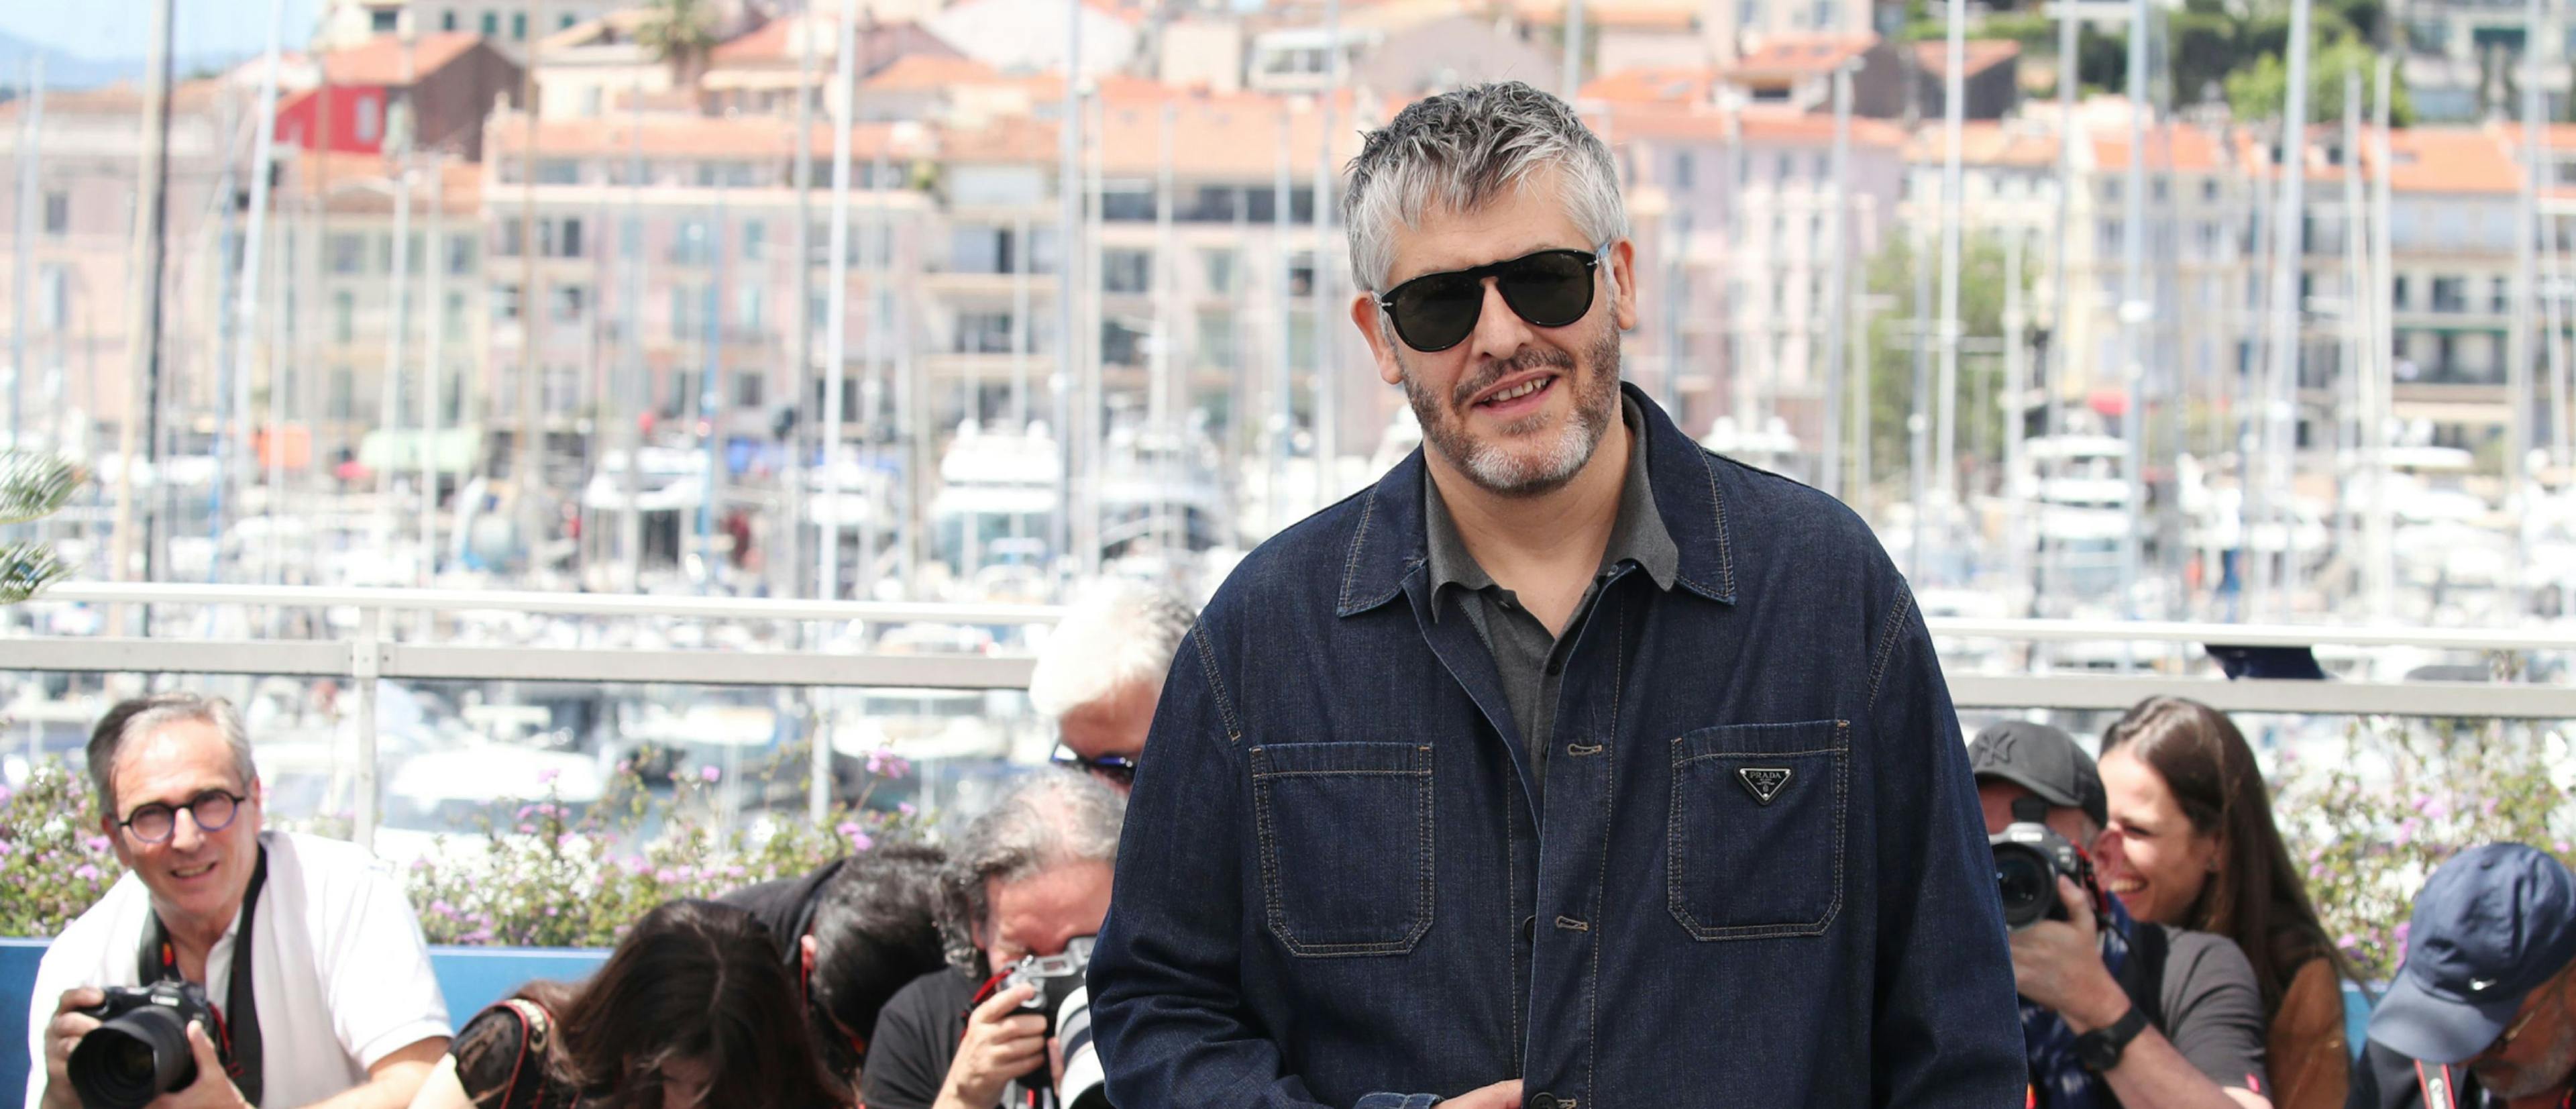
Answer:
[
  {"xmin": 938, "ymin": 768, "xmax": 1126, "ymax": 973},
  {"xmin": 87, "ymin": 693, "xmax": 257, "ymax": 818},
  {"xmin": 1027, "ymin": 580, "xmax": 1197, "ymax": 719},
  {"xmin": 1342, "ymin": 81, "xmax": 1628, "ymax": 293}
]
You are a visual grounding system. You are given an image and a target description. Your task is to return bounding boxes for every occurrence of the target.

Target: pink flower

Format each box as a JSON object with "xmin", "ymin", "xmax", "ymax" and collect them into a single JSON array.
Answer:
[
  {"xmin": 700, "ymin": 765, "xmax": 722, "ymax": 784},
  {"xmin": 655, "ymin": 868, "xmax": 678, "ymax": 883},
  {"xmin": 865, "ymin": 748, "xmax": 911, "ymax": 779},
  {"xmin": 83, "ymin": 835, "xmax": 110, "ymax": 853},
  {"xmin": 72, "ymin": 864, "xmax": 99, "ymax": 881},
  {"xmin": 837, "ymin": 821, "xmax": 874, "ymax": 851},
  {"xmin": 898, "ymin": 802, "xmax": 917, "ymax": 817},
  {"xmin": 544, "ymin": 906, "xmax": 558, "ymax": 917},
  {"xmin": 2337, "ymin": 933, "xmax": 2362, "ymax": 951},
  {"xmin": 0, "ymin": 785, "xmax": 13, "ymax": 804},
  {"xmin": 516, "ymin": 823, "xmax": 537, "ymax": 835},
  {"xmin": 537, "ymin": 769, "xmax": 561, "ymax": 786}
]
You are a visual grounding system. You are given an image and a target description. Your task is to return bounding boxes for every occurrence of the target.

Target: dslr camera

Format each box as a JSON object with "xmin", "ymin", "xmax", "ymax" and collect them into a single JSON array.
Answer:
[
  {"xmin": 69, "ymin": 982, "xmax": 219, "ymax": 1109},
  {"xmin": 1003, "ymin": 937, "xmax": 1111, "ymax": 1109},
  {"xmin": 1990, "ymin": 820, "xmax": 2095, "ymax": 931}
]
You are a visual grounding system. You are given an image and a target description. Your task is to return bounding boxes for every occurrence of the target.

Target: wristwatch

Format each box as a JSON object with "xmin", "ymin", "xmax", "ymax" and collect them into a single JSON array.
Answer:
[{"xmin": 2073, "ymin": 1006, "xmax": 2149, "ymax": 1073}]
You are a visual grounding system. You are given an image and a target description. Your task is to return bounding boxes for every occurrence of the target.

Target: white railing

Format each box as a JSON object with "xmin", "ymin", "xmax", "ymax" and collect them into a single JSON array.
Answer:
[{"xmin": 7, "ymin": 583, "xmax": 2573, "ymax": 845}]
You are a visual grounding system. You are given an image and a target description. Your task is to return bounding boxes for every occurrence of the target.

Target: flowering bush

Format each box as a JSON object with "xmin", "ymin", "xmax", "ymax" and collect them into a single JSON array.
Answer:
[
  {"xmin": 2274, "ymin": 712, "xmax": 2576, "ymax": 981},
  {"xmin": 0, "ymin": 761, "xmax": 126, "ymax": 936},
  {"xmin": 0, "ymin": 741, "xmax": 923, "ymax": 949}
]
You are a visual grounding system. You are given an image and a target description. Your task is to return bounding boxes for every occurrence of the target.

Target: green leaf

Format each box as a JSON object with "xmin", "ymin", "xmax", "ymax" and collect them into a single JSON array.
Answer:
[
  {"xmin": 0, "ymin": 541, "xmax": 72, "ymax": 604},
  {"xmin": 0, "ymin": 454, "xmax": 86, "ymax": 528}
]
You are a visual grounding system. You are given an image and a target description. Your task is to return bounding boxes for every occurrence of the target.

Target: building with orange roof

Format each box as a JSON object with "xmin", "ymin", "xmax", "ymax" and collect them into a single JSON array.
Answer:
[
  {"xmin": 317, "ymin": 0, "xmax": 630, "ymax": 62},
  {"xmin": 1713, "ymin": 34, "xmax": 1893, "ymax": 115},
  {"xmin": 698, "ymin": 13, "xmax": 967, "ymax": 119},
  {"xmin": 1581, "ymin": 66, "xmax": 1724, "ymax": 107},
  {"xmin": 274, "ymin": 33, "xmax": 522, "ymax": 160},
  {"xmin": 1602, "ymin": 101, "xmax": 1909, "ymax": 439},
  {"xmin": 1350, "ymin": 14, "xmax": 1560, "ymax": 100}
]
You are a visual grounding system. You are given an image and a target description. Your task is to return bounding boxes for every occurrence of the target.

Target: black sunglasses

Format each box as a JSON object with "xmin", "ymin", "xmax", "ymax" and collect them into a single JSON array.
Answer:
[
  {"xmin": 1052, "ymin": 747, "xmax": 1138, "ymax": 787},
  {"xmin": 1377, "ymin": 243, "xmax": 1611, "ymax": 353}
]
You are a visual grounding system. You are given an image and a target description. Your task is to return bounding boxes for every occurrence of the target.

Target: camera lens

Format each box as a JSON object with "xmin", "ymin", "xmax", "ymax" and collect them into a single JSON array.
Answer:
[
  {"xmin": 1993, "ymin": 844, "xmax": 2055, "ymax": 931},
  {"xmin": 70, "ymin": 1009, "xmax": 199, "ymax": 1109}
]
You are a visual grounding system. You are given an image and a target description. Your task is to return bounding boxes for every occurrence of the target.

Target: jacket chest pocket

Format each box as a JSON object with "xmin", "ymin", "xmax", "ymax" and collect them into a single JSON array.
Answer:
[
  {"xmin": 1248, "ymin": 741, "xmax": 1434, "ymax": 957},
  {"xmin": 1666, "ymin": 719, "xmax": 1849, "ymax": 941}
]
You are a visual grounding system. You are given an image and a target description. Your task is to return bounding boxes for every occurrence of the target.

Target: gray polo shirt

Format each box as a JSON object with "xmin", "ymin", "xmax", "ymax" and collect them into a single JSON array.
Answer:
[{"xmin": 1424, "ymin": 394, "xmax": 1680, "ymax": 812}]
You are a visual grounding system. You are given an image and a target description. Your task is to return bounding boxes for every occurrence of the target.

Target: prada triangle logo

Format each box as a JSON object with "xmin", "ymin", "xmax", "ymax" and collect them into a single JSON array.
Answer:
[{"xmin": 1737, "ymin": 767, "xmax": 1793, "ymax": 806}]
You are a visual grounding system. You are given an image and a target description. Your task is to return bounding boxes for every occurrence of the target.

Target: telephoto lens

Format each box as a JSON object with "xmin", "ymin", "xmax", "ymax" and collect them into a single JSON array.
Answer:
[
  {"xmin": 68, "ymin": 1003, "xmax": 200, "ymax": 1109},
  {"xmin": 1054, "ymin": 984, "xmax": 1112, "ymax": 1109}
]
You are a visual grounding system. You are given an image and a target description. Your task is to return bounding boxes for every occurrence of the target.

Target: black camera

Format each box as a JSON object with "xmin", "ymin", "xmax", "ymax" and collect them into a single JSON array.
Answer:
[
  {"xmin": 1990, "ymin": 821, "xmax": 2093, "ymax": 931},
  {"xmin": 1002, "ymin": 937, "xmax": 1110, "ymax": 1108},
  {"xmin": 70, "ymin": 982, "xmax": 217, "ymax": 1109}
]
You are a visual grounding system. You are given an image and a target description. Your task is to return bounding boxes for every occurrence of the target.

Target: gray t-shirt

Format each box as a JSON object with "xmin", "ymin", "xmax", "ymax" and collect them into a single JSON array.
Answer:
[{"xmin": 2150, "ymin": 924, "xmax": 2272, "ymax": 1094}]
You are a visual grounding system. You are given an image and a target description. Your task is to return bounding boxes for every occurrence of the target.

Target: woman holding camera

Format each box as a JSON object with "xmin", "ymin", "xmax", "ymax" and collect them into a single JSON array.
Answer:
[
  {"xmin": 405, "ymin": 898, "xmax": 853, "ymax": 1109},
  {"xmin": 2097, "ymin": 698, "xmax": 2353, "ymax": 1109}
]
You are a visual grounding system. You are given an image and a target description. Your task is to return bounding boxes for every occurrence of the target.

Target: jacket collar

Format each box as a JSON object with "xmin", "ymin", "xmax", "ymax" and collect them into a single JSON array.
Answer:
[{"xmin": 1336, "ymin": 381, "xmax": 1737, "ymax": 618}]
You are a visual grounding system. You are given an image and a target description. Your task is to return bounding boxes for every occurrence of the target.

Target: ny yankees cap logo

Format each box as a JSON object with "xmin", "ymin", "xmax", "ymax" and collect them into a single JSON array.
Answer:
[{"xmin": 1737, "ymin": 767, "xmax": 1793, "ymax": 806}]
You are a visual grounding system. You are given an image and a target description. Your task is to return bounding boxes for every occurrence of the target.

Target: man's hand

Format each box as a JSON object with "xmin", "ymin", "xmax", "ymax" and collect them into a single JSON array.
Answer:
[
  {"xmin": 39, "ymin": 987, "xmax": 105, "ymax": 1109},
  {"xmin": 2009, "ymin": 876, "xmax": 2131, "ymax": 1034},
  {"xmin": 1444, "ymin": 1080, "xmax": 1525, "ymax": 1109},
  {"xmin": 936, "ymin": 984, "xmax": 1048, "ymax": 1109},
  {"xmin": 144, "ymin": 1020, "xmax": 252, "ymax": 1109}
]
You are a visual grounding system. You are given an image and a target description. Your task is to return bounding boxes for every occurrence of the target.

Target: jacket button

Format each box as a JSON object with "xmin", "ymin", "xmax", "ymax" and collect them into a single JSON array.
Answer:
[
  {"xmin": 1529, "ymin": 1094, "xmax": 1560, "ymax": 1109},
  {"xmin": 1519, "ymin": 915, "xmax": 1536, "ymax": 943}
]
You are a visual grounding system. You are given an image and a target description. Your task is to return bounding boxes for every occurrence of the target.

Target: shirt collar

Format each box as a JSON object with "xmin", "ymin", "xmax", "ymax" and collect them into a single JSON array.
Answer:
[{"xmin": 1421, "ymin": 394, "xmax": 1681, "ymax": 620}]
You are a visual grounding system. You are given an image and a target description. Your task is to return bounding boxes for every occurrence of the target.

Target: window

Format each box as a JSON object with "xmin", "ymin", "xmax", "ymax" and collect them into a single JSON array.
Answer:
[
  {"xmin": 1673, "ymin": 152, "xmax": 1695, "ymax": 189},
  {"xmin": 480, "ymin": 11, "xmax": 499, "ymax": 34},
  {"xmin": 1287, "ymin": 252, "xmax": 1316, "ymax": 297},
  {"xmin": 1203, "ymin": 248, "xmax": 1240, "ymax": 295},
  {"xmin": 2495, "ymin": 276, "xmax": 2511, "ymax": 313},
  {"xmin": 371, "ymin": 9, "xmax": 399, "ymax": 32},
  {"xmin": 493, "ymin": 282, "xmax": 521, "ymax": 321},
  {"xmin": 2432, "ymin": 276, "xmax": 2468, "ymax": 313},
  {"xmin": 673, "ymin": 220, "xmax": 713, "ymax": 266},
  {"xmin": 2394, "ymin": 274, "xmax": 2410, "ymax": 309},
  {"xmin": 447, "ymin": 233, "xmax": 475, "ymax": 275},
  {"xmin": 1102, "ymin": 187, "xmax": 1155, "ymax": 222},
  {"xmin": 551, "ymin": 285, "xmax": 586, "ymax": 323},
  {"xmin": 333, "ymin": 292, "xmax": 355, "ymax": 344},
  {"xmin": 955, "ymin": 312, "xmax": 1015, "ymax": 354},
  {"xmin": 738, "ymin": 284, "xmax": 765, "ymax": 331},
  {"xmin": 1102, "ymin": 249, "xmax": 1152, "ymax": 295},
  {"xmin": 329, "ymin": 367, "xmax": 356, "ymax": 420},
  {"xmin": 672, "ymin": 286, "xmax": 704, "ymax": 339},
  {"xmin": 441, "ymin": 10, "xmax": 458, "ymax": 31},
  {"xmin": 42, "ymin": 191, "xmax": 67, "ymax": 236},
  {"xmin": 543, "ymin": 217, "xmax": 584, "ymax": 258},
  {"xmin": 1197, "ymin": 311, "xmax": 1236, "ymax": 369},
  {"xmin": 445, "ymin": 291, "xmax": 467, "ymax": 340},
  {"xmin": 354, "ymin": 95, "xmax": 382, "ymax": 144},
  {"xmin": 1100, "ymin": 319, "xmax": 1147, "ymax": 366},
  {"xmin": 742, "ymin": 221, "xmax": 766, "ymax": 261},
  {"xmin": 511, "ymin": 12, "xmax": 527, "ymax": 39},
  {"xmin": 734, "ymin": 372, "xmax": 764, "ymax": 408},
  {"xmin": 559, "ymin": 12, "xmax": 576, "ymax": 28},
  {"xmin": 535, "ymin": 159, "xmax": 581, "ymax": 185},
  {"xmin": 329, "ymin": 233, "xmax": 366, "ymax": 274},
  {"xmin": 1189, "ymin": 186, "xmax": 1238, "ymax": 222}
]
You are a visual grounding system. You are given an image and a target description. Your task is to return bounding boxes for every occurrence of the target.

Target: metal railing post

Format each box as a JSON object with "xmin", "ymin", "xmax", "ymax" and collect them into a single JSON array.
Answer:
[{"xmin": 352, "ymin": 606, "xmax": 382, "ymax": 853}]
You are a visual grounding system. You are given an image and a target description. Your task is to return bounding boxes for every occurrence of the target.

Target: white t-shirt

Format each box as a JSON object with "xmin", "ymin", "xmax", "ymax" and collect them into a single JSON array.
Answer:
[{"xmin": 22, "ymin": 831, "xmax": 452, "ymax": 1109}]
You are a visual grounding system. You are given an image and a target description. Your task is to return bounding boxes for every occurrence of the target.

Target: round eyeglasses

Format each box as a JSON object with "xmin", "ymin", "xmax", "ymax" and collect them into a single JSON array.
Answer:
[{"xmin": 117, "ymin": 789, "xmax": 248, "ymax": 844}]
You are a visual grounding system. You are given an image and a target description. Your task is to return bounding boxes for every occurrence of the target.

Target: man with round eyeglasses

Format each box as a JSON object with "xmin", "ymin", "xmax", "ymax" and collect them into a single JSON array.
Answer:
[
  {"xmin": 1087, "ymin": 82, "xmax": 2020, "ymax": 1108},
  {"xmin": 25, "ymin": 693, "xmax": 451, "ymax": 1109}
]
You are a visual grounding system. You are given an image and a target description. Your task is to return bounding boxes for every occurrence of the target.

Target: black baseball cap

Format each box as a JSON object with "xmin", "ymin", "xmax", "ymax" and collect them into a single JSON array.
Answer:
[
  {"xmin": 1966, "ymin": 721, "xmax": 2107, "ymax": 829},
  {"xmin": 2369, "ymin": 843, "xmax": 2576, "ymax": 1064}
]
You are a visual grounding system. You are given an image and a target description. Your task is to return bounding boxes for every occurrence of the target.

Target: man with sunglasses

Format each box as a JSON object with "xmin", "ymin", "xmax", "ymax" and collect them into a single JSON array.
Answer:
[
  {"xmin": 2351, "ymin": 844, "xmax": 2576, "ymax": 1109},
  {"xmin": 27, "ymin": 693, "xmax": 451, "ymax": 1109},
  {"xmin": 1088, "ymin": 82, "xmax": 2020, "ymax": 1109},
  {"xmin": 1030, "ymin": 580, "xmax": 1196, "ymax": 795}
]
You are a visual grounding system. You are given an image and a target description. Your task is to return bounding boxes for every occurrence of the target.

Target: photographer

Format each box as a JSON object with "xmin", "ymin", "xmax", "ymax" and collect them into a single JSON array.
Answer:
[
  {"xmin": 25, "ymin": 694, "xmax": 452, "ymax": 1109},
  {"xmin": 720, "ymin": 843, "xmax": 951, "ymax": 1079},
  {"xmin": 1971, "ymin": 721, "xmax": 2273, "ymax": 1109},
  {"xmin": 1028, "ymin": 581, "xmax": 1195, "ymax": 794},
  {"xmin": 861, "ymin": 771, "xmax": 1122, "ymax": 1109}
]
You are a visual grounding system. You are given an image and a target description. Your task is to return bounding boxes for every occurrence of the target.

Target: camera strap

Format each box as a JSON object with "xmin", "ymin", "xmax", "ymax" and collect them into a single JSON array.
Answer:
[{"xmin": 135, "ymin": 845, "xmax": 268, "ymax": 1106}]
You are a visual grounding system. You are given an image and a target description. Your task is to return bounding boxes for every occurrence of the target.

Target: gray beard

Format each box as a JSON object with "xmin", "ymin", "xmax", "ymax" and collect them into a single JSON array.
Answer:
[{"xmin": 1403, "ymin": 328, "xmax": 1623, "ymax": 499}]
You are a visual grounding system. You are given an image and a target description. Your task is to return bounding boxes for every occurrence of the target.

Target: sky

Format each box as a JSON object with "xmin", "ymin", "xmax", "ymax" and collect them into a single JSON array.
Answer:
[{"xmin": 1, "ymin": 0, "xmax": 323, "ymax": 63}]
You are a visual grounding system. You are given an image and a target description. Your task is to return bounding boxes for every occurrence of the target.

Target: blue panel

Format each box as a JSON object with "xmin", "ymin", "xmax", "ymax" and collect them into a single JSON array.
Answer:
[{"xmin": 0, "ymin": 937, "xmax": 608, "ymax": 1104}]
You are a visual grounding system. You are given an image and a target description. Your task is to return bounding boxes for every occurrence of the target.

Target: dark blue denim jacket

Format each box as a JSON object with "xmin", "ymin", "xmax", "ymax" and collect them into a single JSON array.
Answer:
[{"xmin": 1089, "ymin": 384, "xmax": 2024, "ymax": 1108}]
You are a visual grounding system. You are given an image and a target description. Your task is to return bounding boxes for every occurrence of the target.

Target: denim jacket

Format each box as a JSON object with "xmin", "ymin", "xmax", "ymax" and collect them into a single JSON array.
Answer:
[{"xmin": 1089, "ymin": 384, "xmax": 2024, "ymax": 1108}]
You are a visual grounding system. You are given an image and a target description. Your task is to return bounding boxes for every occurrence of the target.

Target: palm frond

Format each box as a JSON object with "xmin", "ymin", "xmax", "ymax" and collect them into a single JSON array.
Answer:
[
  {"xmin": 0, "ymin": 541, "xmax": 73, "ymax": 605},
  {"xmin": 0, "ymin": 454, "xmax": 87, "ymax": 528}
]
